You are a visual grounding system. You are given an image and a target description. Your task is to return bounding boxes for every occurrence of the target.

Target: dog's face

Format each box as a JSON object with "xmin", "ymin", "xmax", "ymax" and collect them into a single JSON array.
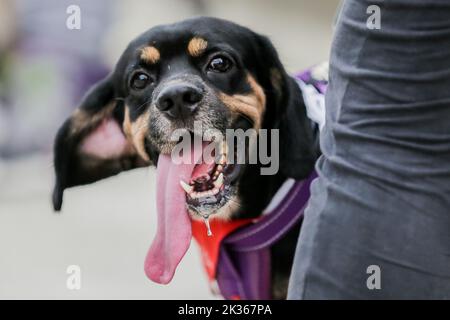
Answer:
[
  {"xmin": 53, "ymin": 17, "xmax": 317, "ymax": 221},
  {"xmin": 123, "ymin": 24, "xmax": 266, "ymax": 153},
  {"xmin": 117, "ymin": 18, "xmax": 268, "ymax": 218}
]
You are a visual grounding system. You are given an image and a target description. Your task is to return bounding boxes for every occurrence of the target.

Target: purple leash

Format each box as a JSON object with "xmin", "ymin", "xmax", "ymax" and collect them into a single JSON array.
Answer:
[
  {"xmin": 216, "ymin": 171, "xmax": 318, "ymax": 300},
  {"xmin": 213, "ymin": 67, "xmax": 326, "ymax": 300}
]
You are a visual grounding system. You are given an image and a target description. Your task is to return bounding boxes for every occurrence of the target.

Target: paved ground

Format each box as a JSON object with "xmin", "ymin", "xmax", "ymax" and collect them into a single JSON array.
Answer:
[{"xmin": 0, "ymin": 155, "xmax": 213, "ymax": 299}]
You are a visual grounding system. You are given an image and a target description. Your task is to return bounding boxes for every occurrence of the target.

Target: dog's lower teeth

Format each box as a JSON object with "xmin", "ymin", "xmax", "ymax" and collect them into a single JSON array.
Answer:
[
  {"xmin": 184, "ymin": 162, "xmax": 225, "ymax": 200},
  {"xmin": 190, "ymin": 191, "xmax": 203, "ymax": 199},
  {"xmin": 189, "ymin": 186, "xmax": 220, "ymax": 199}
]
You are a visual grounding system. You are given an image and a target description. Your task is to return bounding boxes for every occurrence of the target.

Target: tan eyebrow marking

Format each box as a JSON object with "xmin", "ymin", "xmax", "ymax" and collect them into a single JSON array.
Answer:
[
  {"xmin": 140, "ymin": 46, "xmax": 160, "ymax": 64},
  {"xmin": 187, "ymin": 37, "xmax": 208, "ymax": 57}
]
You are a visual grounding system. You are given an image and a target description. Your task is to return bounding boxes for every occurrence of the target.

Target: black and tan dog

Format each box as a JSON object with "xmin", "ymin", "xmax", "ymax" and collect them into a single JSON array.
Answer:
[{"xmin": 53, "ymin": 17, "xmax": 320, "ymax": 299}]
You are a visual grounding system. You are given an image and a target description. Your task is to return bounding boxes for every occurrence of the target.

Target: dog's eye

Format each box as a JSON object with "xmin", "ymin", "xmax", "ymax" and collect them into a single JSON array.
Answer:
[
  {"xmin": 130, "ymin": 72, "xmax": 152, "ymax": 90},
  {"xmin": 207, "ymin": 55, "xmax": 232, "ymax": 73}
]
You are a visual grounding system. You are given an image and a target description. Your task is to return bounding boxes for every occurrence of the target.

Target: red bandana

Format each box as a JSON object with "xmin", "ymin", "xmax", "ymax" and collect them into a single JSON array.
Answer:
[{"xmin": 191, "ymin": 218, "xmax": 254, "ymax": 279}]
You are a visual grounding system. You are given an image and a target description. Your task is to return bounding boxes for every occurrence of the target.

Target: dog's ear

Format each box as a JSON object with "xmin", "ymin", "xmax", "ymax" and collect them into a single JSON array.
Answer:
[
  {"xmin": 52, "ymin": 74, "xmax": 150, "ymax": 211},
  {"xmin": 252, "ymin": 35, "xmax": 319, "ymax": 179}
]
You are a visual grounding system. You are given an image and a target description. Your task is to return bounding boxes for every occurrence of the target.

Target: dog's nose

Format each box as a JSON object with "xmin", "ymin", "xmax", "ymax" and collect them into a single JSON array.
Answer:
[{"xmin": 156, "ymin": 84, "xmax": 202, "ymax": 119}]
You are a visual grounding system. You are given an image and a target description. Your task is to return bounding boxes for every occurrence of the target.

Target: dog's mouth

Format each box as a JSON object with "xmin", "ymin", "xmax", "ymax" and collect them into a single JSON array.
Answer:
[
  {"xmin": 144, "ymin": 139, "xmax": 243, "ymax": 285},
  {"xmin": 180, "ymin": 142, "xmax": 241, "ymax": 219}
]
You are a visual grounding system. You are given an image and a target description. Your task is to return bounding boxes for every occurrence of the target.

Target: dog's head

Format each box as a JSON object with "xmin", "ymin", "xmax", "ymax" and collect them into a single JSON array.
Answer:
[{"xmin": 53, "ymin": 17, "xmax": 317, "ymax": 221}]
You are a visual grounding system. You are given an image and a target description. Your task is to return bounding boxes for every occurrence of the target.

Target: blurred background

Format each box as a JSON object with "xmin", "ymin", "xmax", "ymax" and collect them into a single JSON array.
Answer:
[{"xmin": 0, "ymin": 0, "xmax": 340, "ymax": 299}]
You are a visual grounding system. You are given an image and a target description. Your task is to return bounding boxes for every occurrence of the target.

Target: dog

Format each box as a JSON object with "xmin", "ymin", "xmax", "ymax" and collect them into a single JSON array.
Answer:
[{"xmin": 52, "ymin": 17, "xmax": 320, "ymax": 299}]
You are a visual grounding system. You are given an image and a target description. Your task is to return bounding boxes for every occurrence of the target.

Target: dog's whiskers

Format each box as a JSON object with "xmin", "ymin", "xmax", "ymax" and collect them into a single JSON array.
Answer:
[{"xmin": 135, "ymin": 99, "xmax": 152, "ymax": 112}]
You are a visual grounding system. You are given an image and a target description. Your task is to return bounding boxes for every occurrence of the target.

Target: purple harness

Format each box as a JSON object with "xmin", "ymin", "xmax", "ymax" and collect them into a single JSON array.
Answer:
[{"xmin": 214, "ymin": 69, "xmax": 327, "ymax": 299}]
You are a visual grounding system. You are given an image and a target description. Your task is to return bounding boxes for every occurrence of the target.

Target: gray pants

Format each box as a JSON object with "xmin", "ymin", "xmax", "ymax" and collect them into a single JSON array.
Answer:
[{"xmin": 288, "ymin": 0, "xmax": 450, "ymax": 299}]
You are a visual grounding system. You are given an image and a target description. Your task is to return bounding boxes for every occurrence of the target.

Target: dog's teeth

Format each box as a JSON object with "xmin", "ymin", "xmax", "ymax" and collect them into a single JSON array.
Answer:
[
  {"xmin": 214, "ymin": 173, "xmax": 224, "ymax": 188},
  {"xmin": 201, "ymin": 190, "xmax": 215, "ymax": 197},
  {"xmin": 180, "ymin": 180, "xmax": 193, "ymax": 194},
  {"xmin": 190, "ymin": 192, "xmax": 199, "ymax": 199},
  {"xmin": 194, "ymin": 191, "xmax": 202, "ymax": 198}
]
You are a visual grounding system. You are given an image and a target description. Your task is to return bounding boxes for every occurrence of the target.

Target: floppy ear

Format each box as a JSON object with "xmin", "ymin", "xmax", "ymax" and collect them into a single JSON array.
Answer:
[
  {"xmin": 252, "ymin": 35, "xmax": 319, "ymax": 179},
  {"xmin": 52, "ymin": 75, "xmax": 150, "ymax": 211}
]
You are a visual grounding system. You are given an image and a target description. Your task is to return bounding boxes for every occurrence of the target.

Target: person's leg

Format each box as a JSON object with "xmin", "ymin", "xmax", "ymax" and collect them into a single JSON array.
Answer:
[{"xmin": 288, "ymin": 0, "xmax": 450, "ymax": 299}]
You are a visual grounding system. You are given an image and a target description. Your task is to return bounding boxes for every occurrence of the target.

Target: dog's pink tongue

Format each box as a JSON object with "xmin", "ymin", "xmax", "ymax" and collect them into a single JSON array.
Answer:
[{"xmin": 144, "ymin": 144, "xmax": 202, "ymax": 284}]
